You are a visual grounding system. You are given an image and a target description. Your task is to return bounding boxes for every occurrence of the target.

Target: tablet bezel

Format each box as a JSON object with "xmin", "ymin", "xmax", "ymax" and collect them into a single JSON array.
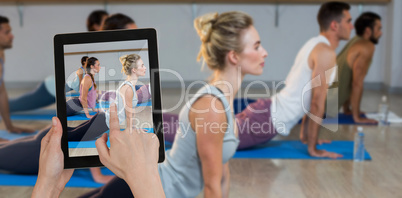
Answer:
[{"xmin": 54, "ymin": 28, "xmax": 165, "ymax": 169}]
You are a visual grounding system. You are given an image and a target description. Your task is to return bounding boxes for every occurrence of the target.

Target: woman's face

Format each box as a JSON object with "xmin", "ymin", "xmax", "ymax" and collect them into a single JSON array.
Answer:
[
  {"xmin": 237, "ymin": 26, "xmax": 268, "ymax": 76},
  {"xmin": 91, "ymin": 60, "xmax": 101, "ymax": 73},
  {"xmin": 134, "ymin": 59, "xmax": 146, "ymax": 77}
]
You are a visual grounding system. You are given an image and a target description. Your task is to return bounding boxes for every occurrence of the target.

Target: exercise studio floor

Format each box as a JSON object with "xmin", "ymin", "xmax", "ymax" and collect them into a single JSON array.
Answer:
[{"xmin": 1, "ymin": 87, "xmax": 401, "ymax": 198}]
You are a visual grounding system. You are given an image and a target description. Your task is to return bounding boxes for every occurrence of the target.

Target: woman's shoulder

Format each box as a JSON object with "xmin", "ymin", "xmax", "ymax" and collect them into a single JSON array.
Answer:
[
  {"xmin": 189, "ymin": 94, "xmax": 226, "ymax": 120},
  {"xmin": 81, "ymin": 75, "xmax": 93, "ymax": 86},
  {"xmin": 82, "ymin": 74, "xmax": 92, "ymax": 81},
  {"xmin": 119, "ymin": 83, "xmax": 136, "ymax": 99}
]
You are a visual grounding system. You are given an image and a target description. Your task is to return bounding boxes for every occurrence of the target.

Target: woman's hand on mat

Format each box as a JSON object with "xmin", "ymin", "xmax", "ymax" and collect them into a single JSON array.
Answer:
[
  {"xmin": 96, "ymin": 103, "xmax": 165, "ymax": 198},
  {"xmin": 32, "ymin": 117, "xmax": 74, "ymax": 198},
  {"xmin": 308, "ymin": 148, "xmax": 343, "ymax": 159},
  {"xmin": 90, "ymin": 167, "xmax": 115, "ymax": 184},
  {"xmin": 86, "ymin": 114, "xmax": 94, "ymax": 119},
  {"xmin": 7, "ymin": 125, "xmax": 35, "ymax": 134}
]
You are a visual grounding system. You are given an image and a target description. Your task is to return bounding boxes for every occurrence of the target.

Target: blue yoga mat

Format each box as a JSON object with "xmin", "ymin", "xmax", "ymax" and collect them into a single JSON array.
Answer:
[
  {"xmin": 0, "ymin": 130, "xmax": 115, "ymax": 188},
  {"xmin": 164, "ymin": 140, "xmax": 371, "ymax": 160},
  {"xmin": 10, "ymin": 109, "xmax": 56, "ymax": 120},
  {"xmin": 9, "ymin": 100, "xmax": 152, "ymax": 121},
  {"xmin": 2, "ymin": 129, "xmax": 371, "ymax": 160},
  {"xmin": 67, "ymin": 112, "xmax": 98, "ymax": 121},
  {"xmin": 68, "ymin": 128, "xmax": 154, "ymax": 148},
  {"xmin": 0, "ymin": 167, "xmax": 114, "ymax": 188},
  {"xmin": 66, "ymin": 92, "xmax": 80, "ymax": 97},
  {"xmin": 233, "ymin": 98, "xmax": 376, "ymax": 125},
  {"xmin": 0, "ymin": 130, "xmax": 38, "ymax": 140}
]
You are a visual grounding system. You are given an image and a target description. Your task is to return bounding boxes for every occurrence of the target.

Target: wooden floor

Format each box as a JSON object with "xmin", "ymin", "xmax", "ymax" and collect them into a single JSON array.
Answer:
[{"xmin": 0, "ymin": 88, "xmax": 401, "ymax": 198}]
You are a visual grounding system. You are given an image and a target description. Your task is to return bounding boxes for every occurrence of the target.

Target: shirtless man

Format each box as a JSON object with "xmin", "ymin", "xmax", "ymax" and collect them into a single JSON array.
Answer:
[
  {"xmin": 333, "ymin": 12, "xmax": 382, "ymax": 124},
  {"xmin": 0, "ymin": 16, "xmax": 34, "ymax": 142}
]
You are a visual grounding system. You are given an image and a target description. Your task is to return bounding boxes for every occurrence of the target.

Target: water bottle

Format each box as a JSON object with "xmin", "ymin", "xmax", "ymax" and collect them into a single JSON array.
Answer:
[
  {"xmin": 353, "ymin": 127, "xmax": 365, "ymax": 162},
  {"xmin": 378, "ymin": 95, "xmax": 389, "ymax": 126}
]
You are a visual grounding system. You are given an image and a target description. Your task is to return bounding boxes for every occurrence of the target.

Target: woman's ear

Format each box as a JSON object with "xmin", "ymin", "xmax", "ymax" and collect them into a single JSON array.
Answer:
[
  {"xmin": 227, "ymin": 50, "xmax": 239, "ymax": 65},
  {"xmin": 131, "ymin": 67, "xmax": 136, "ymax": 74}
]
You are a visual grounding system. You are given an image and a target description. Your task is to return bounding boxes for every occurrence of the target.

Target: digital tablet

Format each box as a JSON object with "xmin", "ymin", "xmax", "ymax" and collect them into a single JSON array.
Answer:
[{"xmin": 54, "ymin": 28, "xmax": 165, "ymax": 169}]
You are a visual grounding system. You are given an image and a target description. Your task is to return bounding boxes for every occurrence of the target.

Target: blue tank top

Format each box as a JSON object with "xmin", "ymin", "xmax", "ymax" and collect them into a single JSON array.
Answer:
[{"xmin": 158, "ymin": 84, "xmax": 239, "ymax": 198}]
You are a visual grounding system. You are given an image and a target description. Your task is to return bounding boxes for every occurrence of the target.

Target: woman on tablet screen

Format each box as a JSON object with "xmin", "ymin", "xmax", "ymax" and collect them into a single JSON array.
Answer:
[
  {"xmin": 66, "ymin": 57, "xmax": 100, "ymax": 118},
  {"xmin": 104, "ymin": 54, "xmax": 145, "ymax": 129}
]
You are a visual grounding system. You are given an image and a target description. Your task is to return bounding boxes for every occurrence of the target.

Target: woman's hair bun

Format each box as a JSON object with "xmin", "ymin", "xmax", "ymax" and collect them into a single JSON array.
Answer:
[{"xmin": 194, "ymin": 12, "xmax": 219, "ymax": 43}]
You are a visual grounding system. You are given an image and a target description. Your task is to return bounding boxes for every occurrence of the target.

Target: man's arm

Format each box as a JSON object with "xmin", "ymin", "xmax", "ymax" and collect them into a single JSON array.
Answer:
[
  {"xmin": 0, "ymin": 82, "xmax": 14, "ymax": 130},
  {"xmin": 0, "ymin": 65, "xmax": 34, "ymax": 133},
  {"xmin": 305, "ymin": 44, "xmax": 342, "ymax": 159},
  {"xmin": 350, "ymin": 44, "xmax": 377, "ymax": 124}
]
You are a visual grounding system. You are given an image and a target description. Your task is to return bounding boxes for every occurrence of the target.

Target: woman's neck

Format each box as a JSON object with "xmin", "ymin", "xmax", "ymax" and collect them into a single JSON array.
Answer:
[
  {"xmin": 89, "ymin": 69, "xmax": 96, "ymax": 75},
  {"xmin": 126, "ymin": 75, "xmax": 138, "ymax": 85},
  {"xmin": 210, "ymin": 65, "xmax": 243, "ymax": 103}
]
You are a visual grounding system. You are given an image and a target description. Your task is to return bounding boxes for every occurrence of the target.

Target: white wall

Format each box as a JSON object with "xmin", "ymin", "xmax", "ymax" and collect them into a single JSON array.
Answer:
[
  {"xmin": 64, "ymin": 40, "xmax": 150, "ymax": 82},
  {"xmin": 383, "ymin": 0, "xmax": 402, "ymax": 89},
  {"xmin": 0, "ymin": 2, "xmax": 397, "ymax": 88}
]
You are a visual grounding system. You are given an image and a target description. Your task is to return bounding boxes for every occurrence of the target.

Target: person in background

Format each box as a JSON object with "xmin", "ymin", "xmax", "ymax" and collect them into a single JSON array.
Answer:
[
  {"xmin": 327, "ymin": 12, "xmax": 382, "ymax": 124},
  {"xmin": 87, "ymin": 10, "xmax": 109, "ymax": 31},
  {"xmin": 0, "ymin": 15, "xmax": 35, "ymax": 140}
]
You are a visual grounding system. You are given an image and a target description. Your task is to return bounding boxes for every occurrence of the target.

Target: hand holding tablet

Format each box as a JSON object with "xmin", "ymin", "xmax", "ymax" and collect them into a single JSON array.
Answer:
[
  {"xmin": 33, "ymin": 117, "xmax": 74, "ymax": 198},
  {"xmin": 33, "ymin": 111, "xmax": 164, "ymax": 198},
  {"xmin": 96, "ymin": 103, "xmax": 164, "ymax": 197}
]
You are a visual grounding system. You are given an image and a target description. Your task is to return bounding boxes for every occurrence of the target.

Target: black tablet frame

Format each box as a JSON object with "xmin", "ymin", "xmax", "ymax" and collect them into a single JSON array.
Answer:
[{"xmin": 54, "ymin": 28, "xmax": 165, "ymax": 169}]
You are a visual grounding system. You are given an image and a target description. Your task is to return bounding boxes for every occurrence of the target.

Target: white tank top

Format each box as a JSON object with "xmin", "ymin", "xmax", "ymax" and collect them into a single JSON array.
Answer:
[
  {"xmin": 270, "ymin": 35, "xmax": 336, "ymax": 136},
  {"xmin": 105, "ymin": 81, "xmax": 138, "ymax": 129}
]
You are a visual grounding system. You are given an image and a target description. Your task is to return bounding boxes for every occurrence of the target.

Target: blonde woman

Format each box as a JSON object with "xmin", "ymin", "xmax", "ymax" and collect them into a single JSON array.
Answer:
[
  {"xmin": 80, "ymin": 11, "xmax": 268, "ymax": 198},
  {"xmin": 105, "ymin": 54, "xmax": 146, "ymax": 130}
]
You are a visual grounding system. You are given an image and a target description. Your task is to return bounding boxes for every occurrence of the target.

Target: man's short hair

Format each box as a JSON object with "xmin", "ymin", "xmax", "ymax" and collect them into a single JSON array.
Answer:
[
  {"xmin": 0, "ymin": 16, "xmax": 9, "ymax": 29},
  {"xmin": 354, "ymin": 12, "xmax": 381, "ymax": 36},
  {"xmin": 87, "ymin": 10, "xmax": 108, "ymax": 31},
  {"xmin": 317, "ymin": 1, "xmax": 351, "ymax": 32},
  {"xmin": 102, "ymin": 13, "xmax": 135, "ymax": 30}
]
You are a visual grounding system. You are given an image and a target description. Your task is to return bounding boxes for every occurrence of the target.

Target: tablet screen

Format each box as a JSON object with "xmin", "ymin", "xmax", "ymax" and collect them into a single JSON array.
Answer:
[{"xmin": 63, "ymin": 40, "xmax": 154, "ymax": 157}]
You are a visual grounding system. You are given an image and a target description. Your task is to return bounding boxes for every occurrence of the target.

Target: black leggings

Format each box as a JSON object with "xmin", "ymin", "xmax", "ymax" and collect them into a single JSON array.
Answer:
[
  {"xmin": 9, "ymin": 81, "xmax": 72, "ymax": 113},
  {"xmin": 9, "ymin": 82, "xmax": 55, "ymax": 113},
  {"xmin": 0, "ymin": 113, "xmax": 108, "ymax": 174},
  {"xmin": 66, "ymin": 97, "xmax": 84, "ymax": 116},
  {"xmin": 78, "ymin": 177, "xmax": 133, "ymax": 198}
]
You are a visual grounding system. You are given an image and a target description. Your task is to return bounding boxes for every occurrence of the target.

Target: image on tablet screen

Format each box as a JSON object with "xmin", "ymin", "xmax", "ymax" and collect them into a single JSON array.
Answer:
[{"xmin": 63, "ymin": 40, "xmax": 153, "ymax": 157}]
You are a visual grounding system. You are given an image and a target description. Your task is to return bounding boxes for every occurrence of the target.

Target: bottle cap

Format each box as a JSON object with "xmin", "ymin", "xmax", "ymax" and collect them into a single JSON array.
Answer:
[
  {"xmin": 357, "ymin": 126, "xmax": 363, "ymax": 132},
  {"xmin": 382, "ymin": 95, "xmax": 387, "ymax": 103}
]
